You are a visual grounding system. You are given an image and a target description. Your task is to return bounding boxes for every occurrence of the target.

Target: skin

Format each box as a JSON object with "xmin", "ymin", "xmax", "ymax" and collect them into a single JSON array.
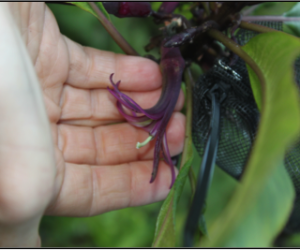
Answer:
[{"xmin": 0, "ymin": 2, "xmax": 185, "ymax": 247}]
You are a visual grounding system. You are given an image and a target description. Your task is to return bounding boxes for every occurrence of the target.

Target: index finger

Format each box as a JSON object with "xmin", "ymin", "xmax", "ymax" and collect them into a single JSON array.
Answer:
[{"xmin": 64, "ymin": 36, "xmax": 162, "ymax": 91}]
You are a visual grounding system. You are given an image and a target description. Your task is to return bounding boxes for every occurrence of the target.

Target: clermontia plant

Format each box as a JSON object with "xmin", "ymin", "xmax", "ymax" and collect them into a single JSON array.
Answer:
[{"xmin": 65, "ymin": 2, "xmax": 300, "ymax": 247}]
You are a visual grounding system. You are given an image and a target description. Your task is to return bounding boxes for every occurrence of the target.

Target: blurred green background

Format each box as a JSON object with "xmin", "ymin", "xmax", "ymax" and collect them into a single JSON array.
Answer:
[{"xmin": 40, "ymin": 2, "xmax": 300, "ymax": 247}]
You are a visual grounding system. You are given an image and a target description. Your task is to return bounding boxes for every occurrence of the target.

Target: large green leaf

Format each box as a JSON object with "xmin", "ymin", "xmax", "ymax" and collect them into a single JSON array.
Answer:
[
  {"xmin": 283, "ymin": 3, "xmax": 300, "ymax": 37},
  {"xmin": 201, "ymin": 32, "xmax": 300, "ymax": 247},
  {"xmin": 152, "ymin": 69, "xmax": 194, "ymax": 247},
  {"xmin": 69, "ymin": 2, "xmax": 111, "ymax": 21}
]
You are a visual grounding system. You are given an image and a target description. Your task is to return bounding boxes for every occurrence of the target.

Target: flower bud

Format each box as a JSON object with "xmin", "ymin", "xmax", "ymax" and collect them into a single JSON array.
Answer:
[{"xmin": 102, "ymin": 2, "xmax": 152, "ymax": 18}]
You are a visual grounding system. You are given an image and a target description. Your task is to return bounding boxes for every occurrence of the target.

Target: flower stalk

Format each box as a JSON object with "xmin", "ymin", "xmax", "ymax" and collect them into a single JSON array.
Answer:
[
  {"xmin": 239, "ymin": 21, "xmax": 280, "ymax": 33},
  {"xmin": 208, "ymin": 28, "xmax": 265, "ymax": 96},
  {"xmin": 88, "ymin": 2, "xmax": 138, "ymax": 56}
]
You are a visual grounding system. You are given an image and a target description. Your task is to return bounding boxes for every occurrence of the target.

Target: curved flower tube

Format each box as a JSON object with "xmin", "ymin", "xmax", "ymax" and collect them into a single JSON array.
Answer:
[{"xmin": 107, "ymin": 46, "xmax": 185, "ymax": 187}]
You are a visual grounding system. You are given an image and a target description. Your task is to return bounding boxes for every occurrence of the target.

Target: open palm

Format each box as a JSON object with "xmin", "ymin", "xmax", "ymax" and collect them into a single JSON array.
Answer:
[{"xmin": 0, "ymin": 2, "xmax": 185, "ymax": 246}]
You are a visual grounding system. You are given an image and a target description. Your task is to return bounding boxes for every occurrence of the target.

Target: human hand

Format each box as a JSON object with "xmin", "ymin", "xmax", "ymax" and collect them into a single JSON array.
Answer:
[{"xmin": 0, "ymin": 2, "xmax": 185, "ymax": 247}]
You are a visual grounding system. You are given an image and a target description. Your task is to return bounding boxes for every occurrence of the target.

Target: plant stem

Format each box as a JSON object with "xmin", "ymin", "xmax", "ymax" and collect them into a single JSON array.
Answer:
[
  {"xmin": 181, "ymin": 68, "xmax": 194, "ymax": 171},
  {"xmin": 88, "ymin": 2, "xmax": 139, "ymax": 56},
  {"xmin": 242, "ymin": 16, "xmax": 300, "ymax": 22},
  {"xmin": 239, "ymin": 21, "xmax": 278, "ymax": 33},
  {"xmin": 183, "ymin": 68, "xmax": 197, "ymax": 193},
  {"xmin": 188, "ymin": 167, "xmax": 197, "ymax": 195},
  {"xmin": 201, "ymin": 2, "xmax": 211, "ymax": 16},
  {"xmin": 208, "ymin": 29, "xmax": 266, "ymax": 102}
]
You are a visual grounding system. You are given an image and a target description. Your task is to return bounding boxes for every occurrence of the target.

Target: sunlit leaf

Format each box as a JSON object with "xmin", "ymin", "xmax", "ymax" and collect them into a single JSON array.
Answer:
[
  {"xmin": 283, "ymin": 3, "xmax": 300, "ymax": 37},
  {"xmin": 252, "ymin": 2, "xmax": 297, "ymax": 16},
  {"xmin": 69, "ymin": 2, "xmax": 111, "ymax": 21},
  {"xmin": 201, "ymin": 32, "xmax": 300, "ymax": 247},
  {"xmin": 150, "ymin": 2, "xmax": 162, "ymax": 12}
]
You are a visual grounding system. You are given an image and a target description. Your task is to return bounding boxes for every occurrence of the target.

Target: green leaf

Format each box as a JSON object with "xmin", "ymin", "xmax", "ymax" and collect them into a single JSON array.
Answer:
[
  {"xmin": 174, "ymin": 3, "xmax": 193, "ymax": 20},
  {"xmin": 150, "ymin": 2, "xmax": 162, "ymax": 12},
  {"xmin": 152, "ymin": 69, "xmax": 195, "ymax": 247},
  {"xmin": 198, "ymin": 214, "xmax": 208, "ymax": 237},
  {"xmin": 283, "ymin": 3, "xmax": 300, "ymax": 37},
  {"xmin": 252, "ymin": 2, "xmax": 297, "ymax": 16},
  {"xmin": 69, "ymin": 2, "xmax": 111, "ymax": 21},
  {"xmin": 201, "ymin": 32, "xmax": 300, "ymax": 247},
  {"xmin": 202, "ymin": 163, "xmax": 294, "ymax": 247},
  {"xmin": 152, "ymin": 156, "xmax": 194, "ymax": 247}
]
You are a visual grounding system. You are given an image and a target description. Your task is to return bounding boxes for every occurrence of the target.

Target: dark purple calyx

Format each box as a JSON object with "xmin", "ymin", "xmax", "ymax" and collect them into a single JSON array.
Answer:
[
  {"xmin": 102, "ymin": 2, "xmax": 152, "ymax": 18},
  {"xmin": 164, "ymin": 20, "xmax": 219, "ymax": 48},
  {"xmin": 149, "ymin": 45, "xmax": 185, "ymax": 184}
]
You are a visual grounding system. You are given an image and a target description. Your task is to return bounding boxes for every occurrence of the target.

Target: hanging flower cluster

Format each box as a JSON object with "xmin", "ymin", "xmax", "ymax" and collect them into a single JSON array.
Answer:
[{"xmin": 107, "ymin": 46, "xmax": 185, "ymax": 187}]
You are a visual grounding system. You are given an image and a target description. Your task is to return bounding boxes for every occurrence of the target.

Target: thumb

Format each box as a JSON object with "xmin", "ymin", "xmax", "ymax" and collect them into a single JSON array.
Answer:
[{"xmin": 0, "ymin": 3, "xmax": 55, "ymax": 224}]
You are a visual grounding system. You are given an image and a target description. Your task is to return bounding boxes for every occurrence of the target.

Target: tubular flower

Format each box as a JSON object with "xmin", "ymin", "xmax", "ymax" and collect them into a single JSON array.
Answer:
[{"xmin": 107, "ymin": 46, "xmax": 185, "ymax": 187}]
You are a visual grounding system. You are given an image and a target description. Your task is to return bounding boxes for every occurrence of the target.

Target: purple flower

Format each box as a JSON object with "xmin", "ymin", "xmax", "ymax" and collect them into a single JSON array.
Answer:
[
  {"xmin": 107, "ymin": 46, "xmax": 185, "ymax": 187},
  {"xmin": 102, "ymin": 2, "xmax": 152, "ymax": 18}
]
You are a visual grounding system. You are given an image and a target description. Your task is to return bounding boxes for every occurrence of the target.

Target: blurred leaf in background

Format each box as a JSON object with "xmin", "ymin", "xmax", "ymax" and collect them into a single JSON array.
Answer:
[
  {"xmin": 47, "ymin": 3, "xmax": 160, "ymax": 56},
  {"xmin": 40, "ymin": 202, "xmax": 163, "ymax": 247}
]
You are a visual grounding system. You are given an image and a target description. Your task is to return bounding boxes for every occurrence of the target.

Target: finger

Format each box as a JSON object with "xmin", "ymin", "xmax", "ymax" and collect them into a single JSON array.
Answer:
[
  {"xmin": 45, "ymin": 160, "xmax": 176, "ymax": 216},
  {"xmin": 59, "ymin": 84, "xmax": 184, "ymax": 125},
  {"xmin": 58, "ymin": 112, "xmax": 185, "ymax": 166},
  {"xmin": 64, "ymin": 36, "xmax": 162, "ymax": 91}
]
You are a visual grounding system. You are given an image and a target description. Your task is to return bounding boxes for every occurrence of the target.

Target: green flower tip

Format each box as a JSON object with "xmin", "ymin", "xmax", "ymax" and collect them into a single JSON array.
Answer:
[{"xmin": 136, "ymin": 135, "xmax": 154, "ymax": 149}]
